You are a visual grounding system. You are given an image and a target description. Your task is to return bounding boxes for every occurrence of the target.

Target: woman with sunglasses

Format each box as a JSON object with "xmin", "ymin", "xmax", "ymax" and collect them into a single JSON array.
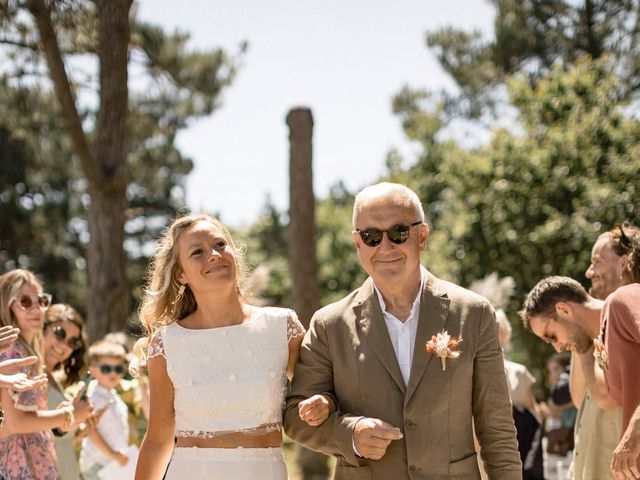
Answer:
[
  {"xmin": 132, "ymin": 214, "xmax": 333, "ymax": 480},
  {"xmin": 0, "ymin": 269, "xmax": 92, "ymax": 480},
  {"xmin": 44, "ymin": 303, "xmax": 90, "ymax": 480}
]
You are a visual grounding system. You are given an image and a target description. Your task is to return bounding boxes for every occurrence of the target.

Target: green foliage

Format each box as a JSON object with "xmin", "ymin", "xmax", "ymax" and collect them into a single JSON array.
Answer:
[
  {"xmin": 242, "ymin": 183, "xmax": 364, "ymax": 308},
  {"xmin": 400, "ymin": 55, "xmax": 640, "ymax": 385},
  {"xmin": 423, "ymin": 0, "xmax": 640, "ymax": 119},
  {"xmin": 0, "ymin": 4, "xmax": 242, "ymax": 321}
]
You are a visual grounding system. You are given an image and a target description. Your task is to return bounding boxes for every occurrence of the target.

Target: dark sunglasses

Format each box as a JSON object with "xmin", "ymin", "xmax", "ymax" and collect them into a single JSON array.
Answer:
[
  {"xmin": 51, "ymin": 325, "xmax": 83, "ymax": 350},
  {"xmin": 356, "ymin": 221, "xmax": 422, "ymax": 247},
  {"xmin": 98, "ymin": 364, "xmax": 126, "ymax": 375},
  {"xmin": 14, "ymin": 293, "xmax": 52, "ymax": 311}
]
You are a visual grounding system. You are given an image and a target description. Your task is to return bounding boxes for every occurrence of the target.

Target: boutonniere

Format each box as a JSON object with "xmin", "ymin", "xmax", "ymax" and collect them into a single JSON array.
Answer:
[
  {"xmin": 593, "ymin": 336, "xmax": 608, "ymax": 371},
  {"xmin": 426, "ymin": 330, "xmax": 461, "ymax": 371}
]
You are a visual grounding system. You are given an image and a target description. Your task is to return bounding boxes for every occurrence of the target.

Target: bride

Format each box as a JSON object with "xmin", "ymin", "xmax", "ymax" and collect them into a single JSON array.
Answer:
[{"xmin": 133, "ymin": 214, "xmax": 333, "ymax": 479}]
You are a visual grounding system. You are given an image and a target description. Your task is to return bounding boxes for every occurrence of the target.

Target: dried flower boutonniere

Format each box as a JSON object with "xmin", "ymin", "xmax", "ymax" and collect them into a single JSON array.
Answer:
[
  {"xmin": 426, "ymin": 330, "xmax": 461, "ymax": 371},
  {"xmin": 593, "ymin": 336, "xmax": 608, "ymax": 371}
]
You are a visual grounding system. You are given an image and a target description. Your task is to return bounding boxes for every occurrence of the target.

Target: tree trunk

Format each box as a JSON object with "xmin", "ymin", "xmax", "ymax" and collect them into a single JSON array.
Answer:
[
  {"xmin": 86, "ymin": 0, "xmax": 132, "ymax": 340},
  {"xmin": 29, "ymin": 0, "xmax": 132, "ymax": 340},
  {"xmin": 286, "ymin": 107, "xmax": 329, "ymax": 479},
  {"xmin": 286, "ymin": 107, "xmax": 321, "ymax": 329}
]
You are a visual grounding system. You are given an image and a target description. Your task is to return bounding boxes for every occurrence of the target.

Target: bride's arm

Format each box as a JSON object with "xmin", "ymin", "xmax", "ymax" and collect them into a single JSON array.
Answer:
[{"xmin": 135, "ymin": 355, "xmax": 175, "ymax": 480}]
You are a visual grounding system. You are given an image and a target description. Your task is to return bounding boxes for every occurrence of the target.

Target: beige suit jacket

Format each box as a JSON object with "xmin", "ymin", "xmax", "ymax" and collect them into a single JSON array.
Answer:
[{"xmin": 284, "ymin": 271, "xmax": 521, "ymax": 480}]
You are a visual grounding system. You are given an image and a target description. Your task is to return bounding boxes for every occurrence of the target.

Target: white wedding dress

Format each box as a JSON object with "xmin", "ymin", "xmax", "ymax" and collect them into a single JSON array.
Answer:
[{"xmin": 148, "ymin": 307, "xmax": 304, "ymax": 479}]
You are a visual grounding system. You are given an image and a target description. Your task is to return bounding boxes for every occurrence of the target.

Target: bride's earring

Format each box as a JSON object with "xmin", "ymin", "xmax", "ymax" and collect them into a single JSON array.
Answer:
[{"xmin": 172, "ymin": 283, "xmax": 185, "ymax": 305}]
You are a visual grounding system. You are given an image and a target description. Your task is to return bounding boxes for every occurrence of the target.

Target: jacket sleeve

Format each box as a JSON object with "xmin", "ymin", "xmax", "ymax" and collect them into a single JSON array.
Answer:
[
  {"xmin": 283, "ymin": 310, "xmax": 362, "ymax": 466},
  {"xmin": 472, "ymin": 302, "xmax": 523, "ymax": 478}
]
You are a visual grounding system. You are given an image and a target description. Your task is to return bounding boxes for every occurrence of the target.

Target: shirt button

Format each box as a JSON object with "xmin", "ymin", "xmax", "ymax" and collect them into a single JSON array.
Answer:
[
  {"xmin": 228, "ymin": 374, "xmax": 236, "ymax": 381},
  {"xmin": 269, "ymin": 371, "xmax": 276, "ymax": 378},
  {"xmin": 245, "ymin": 349, "xmax": 252, "ymax": 356},
  {"xmin": 220, "ymin": 331, "xmax": 227, "ymax": 336},
  {"xmin": 188, "ymin": 380, "xmax": 194, "ymax": 386}
]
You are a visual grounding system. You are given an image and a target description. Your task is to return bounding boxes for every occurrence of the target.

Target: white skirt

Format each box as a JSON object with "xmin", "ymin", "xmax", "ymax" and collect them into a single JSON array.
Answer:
[{"xmin": 165, "ymin": 447, "xmax": 288, "ymax": 480}]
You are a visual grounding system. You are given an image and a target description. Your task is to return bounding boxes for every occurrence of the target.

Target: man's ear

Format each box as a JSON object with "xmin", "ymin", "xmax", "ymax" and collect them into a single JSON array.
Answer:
[
  {"xmin": 554, "ymin": 301, "xmax": 573, "ymax": 321},
  {"xmin": 419, "ymin": 223, "xmax": 429, "ymax": 250}
]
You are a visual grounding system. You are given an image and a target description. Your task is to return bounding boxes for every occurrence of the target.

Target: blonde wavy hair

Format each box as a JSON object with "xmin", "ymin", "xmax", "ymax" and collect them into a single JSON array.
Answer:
[
  {"xmin": 0, "ymin": 269, "xmax": 46, "ymax": 373},
  {"xmin": 131, "ymin": 213, "xmax": 248, "ymax": 375}
]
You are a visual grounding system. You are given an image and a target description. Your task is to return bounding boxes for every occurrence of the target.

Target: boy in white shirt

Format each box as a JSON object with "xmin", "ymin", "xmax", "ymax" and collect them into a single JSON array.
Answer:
[{"xmin": 80, "ymin": 341, "xmax": 130, "ymax": 479}]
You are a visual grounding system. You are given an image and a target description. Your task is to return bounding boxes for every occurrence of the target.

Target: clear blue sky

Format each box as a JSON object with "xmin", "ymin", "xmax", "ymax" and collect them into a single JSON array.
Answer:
[{"xmin": 138, "ymin": 0, "xmax": 494, "ymax": 227}]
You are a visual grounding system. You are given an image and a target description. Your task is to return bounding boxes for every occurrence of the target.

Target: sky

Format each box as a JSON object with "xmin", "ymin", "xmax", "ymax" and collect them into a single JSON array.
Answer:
[{"xmin": 137, "ymin": 0, "xmax": 495, "ymax": 227}]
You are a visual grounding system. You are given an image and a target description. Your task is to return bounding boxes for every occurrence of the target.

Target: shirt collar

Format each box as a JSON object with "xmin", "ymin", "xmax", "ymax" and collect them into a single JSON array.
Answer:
[{"xmin": 373, "ymin": 266, "xmax": 426, "ymax": 319}]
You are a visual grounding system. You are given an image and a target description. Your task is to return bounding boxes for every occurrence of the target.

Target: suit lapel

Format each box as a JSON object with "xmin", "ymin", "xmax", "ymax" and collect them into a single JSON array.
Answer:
[
  {"xmin": 405, "ymin": 272, "xmax": 451, "ymax": 404},
  {"xmin": 354, "ymin": 278, "xmax": 406, "ymax": 395}
]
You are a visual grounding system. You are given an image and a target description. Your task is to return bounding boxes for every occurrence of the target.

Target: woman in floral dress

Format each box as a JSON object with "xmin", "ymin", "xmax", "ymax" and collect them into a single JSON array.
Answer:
[{"xmin": 0, "ymin": 269, "xmax": 91, "ymax": 480}]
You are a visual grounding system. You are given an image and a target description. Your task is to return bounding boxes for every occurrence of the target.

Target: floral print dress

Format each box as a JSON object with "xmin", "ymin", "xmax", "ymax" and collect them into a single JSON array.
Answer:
[{"xmin": 0, "ymin": 340, "xmax": 60, "ymax": 480}]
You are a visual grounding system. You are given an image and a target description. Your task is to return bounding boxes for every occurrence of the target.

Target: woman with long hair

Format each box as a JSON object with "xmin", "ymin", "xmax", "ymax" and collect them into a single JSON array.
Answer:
[
  {"xmin": 44, "ymin": 303, "xmax": 89, "ymax": 480},
  {"xmin": 133, "ymin": 214, "xmax": 332, "ymax": 479},
  {"xmin": 0, "ymin": 269, "xmax": 92, "ymax": 480}
]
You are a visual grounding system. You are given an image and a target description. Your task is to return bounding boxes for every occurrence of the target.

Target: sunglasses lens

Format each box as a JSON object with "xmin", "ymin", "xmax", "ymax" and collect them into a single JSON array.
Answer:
[
  {"xmin": 19, "ymin": 296, "xmax": 34, "ymax": 309},
  {"xmin": 360, "ymin": 229, "xmax": 382, "ymax": 247},
  {"xmin": 100, "ymin": 365, "xmax": 125, "ymax": 375},
  {"xmin": 53, "ymin": 326, "xmax": 66, "ymax": 341},
  {"xmin": 37, "ymin": 294, "xmax": 51, "ymax": 309},
  {"xmin": 388, "ymin": 225, "xmax": 411, "ymax": 244}
]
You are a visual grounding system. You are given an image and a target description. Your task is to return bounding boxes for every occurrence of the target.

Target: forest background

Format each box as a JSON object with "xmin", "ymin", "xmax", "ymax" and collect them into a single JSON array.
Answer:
[{"xmin": 1, "ymin": 0, "xmax": 640, "ymax": 393}]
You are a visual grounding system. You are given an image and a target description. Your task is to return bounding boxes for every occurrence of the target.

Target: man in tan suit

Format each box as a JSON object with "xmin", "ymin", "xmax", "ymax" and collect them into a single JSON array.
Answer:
[{"xmin": 284, "ymin": 182, "xmax": 521, "ymax": 479}]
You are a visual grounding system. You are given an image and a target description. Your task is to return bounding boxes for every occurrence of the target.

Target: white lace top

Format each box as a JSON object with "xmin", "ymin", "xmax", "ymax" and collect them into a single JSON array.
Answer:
[{"xmin": 148, "ymin": 307, "xmax": 304, "ymax": 438}]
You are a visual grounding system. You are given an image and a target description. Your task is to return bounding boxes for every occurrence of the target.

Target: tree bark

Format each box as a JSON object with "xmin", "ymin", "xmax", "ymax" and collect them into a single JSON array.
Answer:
[
  {"xmin": 286, "ymin": 107, "xmax": 321, "ymax": 329},
  {"xmin": 28, "ymin": 0, "xmax": 132, "ymax": 340},
  {"xmin": 286, "ymin": 108, "xmax": 328, "ymax": 478}
]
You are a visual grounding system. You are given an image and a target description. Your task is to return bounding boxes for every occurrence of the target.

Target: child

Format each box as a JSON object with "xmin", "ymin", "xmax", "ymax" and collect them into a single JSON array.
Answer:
[{"xmin": 79, "ymin": 340, "xmax": 130, "ymax": 479}]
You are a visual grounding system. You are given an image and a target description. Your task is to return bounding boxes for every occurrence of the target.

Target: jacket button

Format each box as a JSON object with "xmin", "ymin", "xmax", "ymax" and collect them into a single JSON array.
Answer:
[
  {"xmin": 409, "ymin": 465, "xmax": 418, "ymax": 473},
  {"xmin": 405, "ymin": 420, "xmax": 416, "ymax": 429}
]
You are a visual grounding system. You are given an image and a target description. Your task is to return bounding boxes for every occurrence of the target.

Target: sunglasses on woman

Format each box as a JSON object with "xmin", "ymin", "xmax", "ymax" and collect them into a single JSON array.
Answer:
[
  {"xmin": 98, "ymin": 364, "xmax": 126, "ymax": 375},
  {"xmin": 355, "ymin": 221, "xmax": 422, "ymax": 247},
  {"xmin": 14, "ymin": 293, "xmax": 53, "ymax": 311},
  {"xmin": 51, "ymin": 325, "xmax": 83, "ymax": 350}
]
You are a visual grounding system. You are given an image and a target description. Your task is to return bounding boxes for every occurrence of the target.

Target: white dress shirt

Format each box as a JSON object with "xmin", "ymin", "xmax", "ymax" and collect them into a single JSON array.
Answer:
[{"xmin": 372, "ymin": 267, "xmax": 426, "ymax": 386}]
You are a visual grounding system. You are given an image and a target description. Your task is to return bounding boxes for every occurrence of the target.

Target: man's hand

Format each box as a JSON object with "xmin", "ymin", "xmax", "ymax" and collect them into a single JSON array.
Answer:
[
  {"xmin": 353, "ymin": 417, "xmax": 403, "ymax": 460},
  {"xmin": 298, "ymin": 394, "xmax": 333, "ymax": 427},
  {"xmin": 611, "ymin": 427, "xmax": 640, "ymax": 480}
]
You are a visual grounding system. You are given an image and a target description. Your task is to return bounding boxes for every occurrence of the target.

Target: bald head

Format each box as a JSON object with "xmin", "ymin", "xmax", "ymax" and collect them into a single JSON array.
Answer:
[{"xmin": 352, "ymin": 182, "xmax": 425, "ymax": 228}]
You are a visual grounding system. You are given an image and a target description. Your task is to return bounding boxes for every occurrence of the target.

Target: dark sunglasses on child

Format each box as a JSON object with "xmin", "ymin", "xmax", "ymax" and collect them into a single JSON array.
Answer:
[
  {"xmin": 14, "ymin": 293, "xmax": 52, "ymax": 311},
  {"xmin": 98, "ymin": 364, "xmax": 126, "ymax": 375},
  {"xmin": 51, "ymin": 325, "xmax": 83, "ymax": 350},
  {"xmin": 355, "ymin": 221, "xmax": 422, "ymax": 247}
]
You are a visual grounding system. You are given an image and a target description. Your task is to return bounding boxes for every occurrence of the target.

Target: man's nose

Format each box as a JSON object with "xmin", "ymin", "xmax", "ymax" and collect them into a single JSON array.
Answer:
[
  {"xmin": 377, "ymin": 233, "xmax": 395, "ymax": 251},
  {"xmin": 585, "ymin": 264, "xmax": 594, "ymax": 279}
]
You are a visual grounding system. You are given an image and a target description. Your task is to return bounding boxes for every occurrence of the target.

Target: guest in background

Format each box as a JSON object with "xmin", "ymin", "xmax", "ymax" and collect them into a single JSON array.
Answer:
[
  {"xmin": 0, "ymin": 269, "xmax": 91, "ymax": 480},
  {"xmin": 79, "ymin": 340, "xmax": 131, "ymax": 480},
  {"xmin": 44, "ymin": 303, "xmax": 90, "ymax": 480}
]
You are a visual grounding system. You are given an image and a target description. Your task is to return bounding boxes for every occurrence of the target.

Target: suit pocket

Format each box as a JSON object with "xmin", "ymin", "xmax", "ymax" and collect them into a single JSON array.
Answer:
[
  {"xmin": 333, "ymin": 465, "xmax": 372, "ymax": 480},
  {"xmin": 449, "ymin": 452, "xmax": 481, "ymax": 478}
]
